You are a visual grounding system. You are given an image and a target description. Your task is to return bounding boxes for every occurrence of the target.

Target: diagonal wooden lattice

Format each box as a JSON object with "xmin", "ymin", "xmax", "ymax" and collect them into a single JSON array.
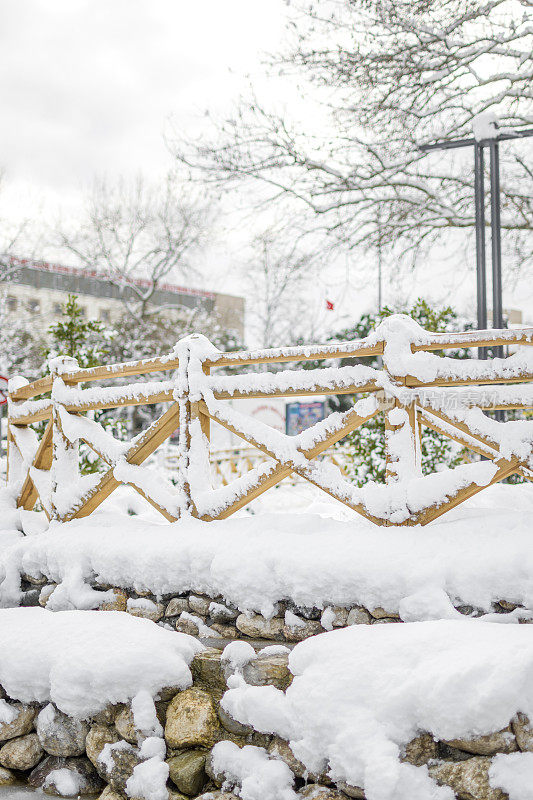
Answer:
[{"xmin": 6, "ymin": 321, "xmax": 533, "ymax": 527}]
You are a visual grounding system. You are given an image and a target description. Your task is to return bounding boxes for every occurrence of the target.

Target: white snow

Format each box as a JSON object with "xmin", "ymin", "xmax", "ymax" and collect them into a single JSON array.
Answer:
[
  {"xmin": 221, "ymin": 619, "xmax": 533, "ymax": 800},
  {"xmin": 473, "ymin": 112, "xmax": 499, "ymax": 141},
  {"xmin": 221, "ymin": 641, "xmax": 257, "ymax": 671},
  {"xmin": 284, "ymin": 610, "xmax": 305, "ymax": 629},
  {"xmin": 489, "ymin": 752, "xmax": 533, "ymax": 800},
  {"xmin": 2, "ymin": 485, "xmax": 532, "ymax": 621},
  {"xmin": 210, "ymin": 740, "xmax": 297, "ymax": 800},
  {"xmin": 320, "ymin": 607, "xmax": 336, "ymax": 631},
  {"xmin": 43, "ymin": 768, "xmax": 81, "ymax": 797},
  {"xmin": 139, "ymin": 736, "xmax": 167, "ymax": 761},
  {"xmin": 0, "ymin": 698, "xmax": 17, "ymax": 724},
  {"xmin": 258, "ymin": 645, "xmax": 291, "ymax": 657},
  {"xmin": 131, "ymin": 690, "xmax": 163, "ymax": 738},
  {"xmin": 99, "ymin": 739, "xmax": 130, "ymax": 771},
  {"xmin": 126, "ymin": 749, "xmax": 169, "ymax": 800},
  {"xmin": 0, "ymin": 607, "xmax": 202, "ymax": 718}
]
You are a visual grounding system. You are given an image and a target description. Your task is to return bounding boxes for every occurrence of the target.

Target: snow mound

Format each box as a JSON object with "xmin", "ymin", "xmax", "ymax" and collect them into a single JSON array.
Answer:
[
  {"xmin": 0, "ymin": 607, "xmax": 203, "ymax": 718},
  {"xmin": 2, "ymin": 486, "xmax": 533, "ymax": 619},
  {"xmin": 222, "ymin": 619, "xmax": 533, "ymax": 800}
]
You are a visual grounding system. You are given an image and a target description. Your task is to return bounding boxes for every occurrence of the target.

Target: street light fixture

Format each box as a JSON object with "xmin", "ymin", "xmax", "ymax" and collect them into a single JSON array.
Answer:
[{"xmin": 419, "ymin": 120, "xmax": 533, "ymax": 360}]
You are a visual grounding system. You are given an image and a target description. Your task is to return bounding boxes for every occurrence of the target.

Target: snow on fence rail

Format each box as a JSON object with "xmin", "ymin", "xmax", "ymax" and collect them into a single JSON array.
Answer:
[{"xmin": 5, "ymin": 315, "xmax": 533, "ymax": 526}]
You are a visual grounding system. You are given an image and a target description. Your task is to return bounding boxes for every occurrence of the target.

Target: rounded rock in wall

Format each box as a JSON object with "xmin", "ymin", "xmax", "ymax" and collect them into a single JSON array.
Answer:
[
  {"xmin": 512, "ymin": 713, "xmax": 533, "ymax": 751},
  {"xmin": 189, "ymin": 595, "xmax": 211, "ymax": 616},
  {"xmin": 0, "ymin": 766, "xmax": 16, "ymax": 785},
  {"xmin": 94, "ymin": 740, "xmax": 140, "ymax": 793},
  {"xmin": 401, "ymin": 733, "xmax": 438, "ymax": 766},
  {"xmin": 283, "ymin": 619, "xmax": 324, "ymax": 643},
  {"xmin": 210, "ymin": 623, "xmax": 239, "ymax": 639},
  {"xmin": 370, "ymin": 607, "xmax": 400, "ymax": 620},
  {"xmin": 36, "ymin": 704, "xmax": 89, "ymax": 757},
  {"xmin": 176, "ymin": 616, "xmax": 200, "ymax": 637},
  {"xmin": 165, "ymin": 688, "xmax": 220, "ymax": 749},
  {"xmin": 0, "ymin": 732, "xmax": 43, "ymax": 770},
  {"xmin": 337, "ymin": 782, "xmax": 365, "ymax": 799},
  {"xmin": 208, "ymin": 602, "xmax": 239, "ymax": 624},
  {"xmin": 100, "ymin": 589, "xmax": 127, "ymax": 612},
  {"xmin": 97, "ymin": 786, "xmax": 124, "ymax": 800},
  {"xmin": 428, "ymin": 757, "xmax": 507, "ymax": 800},
  {"xmin": 235, "ymin": 613, "xmax": 284, "ymax": 640},
  {"xmin": 167, "ymin": 749, "xmax": 207, "ymax": 796},
  {"xmin": 191, "ymin": 650, "xmax": 228, "ymax": 696},
  {"xmin": 114, "ymin": 707, "xmax": 139, "ymax": 745},
  {"xmin": 443, "ymin": 725, "xmax": 517, "ymax": 756},
  {"xmin": 242, "ymin": 654, "xmax": 292, "ymax": 690},
  {"xmin": 197, "ymin": 793, "xmax": 240, "ymax": 799},
  {"xmin": 218, "ymin": 705, "xmax": 253, "ymax": 737},
  {"xmin": 268, "ymin": 737, "xmax": 319, "ymax": 780},
  {"xmin": 85, "ymin": 724, "xmax": 121, "ymax": 768},
  {"xmin": 92, "ymin": 704, "xmax": 123, "ymax": 726},
  {"xmin": 29, "ymin": 755, "xmax": 103, "ymax": 796},
  {"xmin": 346, "ymin": 607, "xmax": 372, "ymax": 626},
  {"xmin": 0, "ymin": 702, "xmax": 38, "ymax": 743},
  {"xmin": 298, "ymin": 787, "xmax": 349, "ymax": 799},
  {"xmin": 126, "ymin": 599, "xmax": 165, "ymax": 622},
  {"xmin": 165, "ymin": 598, "xmax": 189, "ymax": 617}
]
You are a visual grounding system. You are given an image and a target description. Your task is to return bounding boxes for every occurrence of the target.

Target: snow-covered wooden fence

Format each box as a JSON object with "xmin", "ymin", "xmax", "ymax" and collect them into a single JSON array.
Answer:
[{"xmin": 6, "ymin": 316, "xmax": 533, "ymax": 526}]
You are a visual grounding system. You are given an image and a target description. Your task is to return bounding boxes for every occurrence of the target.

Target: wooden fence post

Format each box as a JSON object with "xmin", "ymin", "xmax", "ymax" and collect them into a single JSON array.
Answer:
[
  {"xmin": 50, "ymin": 356, "xmax": 79, "ymax": 521},
  {"xmin": 174, "ymin": 347, "xmax": 195, "ymax": 518}
]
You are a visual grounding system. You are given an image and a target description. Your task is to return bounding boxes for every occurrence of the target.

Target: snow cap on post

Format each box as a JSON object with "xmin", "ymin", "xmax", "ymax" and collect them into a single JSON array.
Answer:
[{"xmin": 473, "ymin": 113, "xmax": 499, "ymax": 142}]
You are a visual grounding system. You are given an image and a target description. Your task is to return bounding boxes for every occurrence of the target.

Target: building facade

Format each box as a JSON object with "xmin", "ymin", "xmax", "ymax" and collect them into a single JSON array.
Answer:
[{"xmin": 2, "ymin": 257, "xmax": 244, "ymax": 338}]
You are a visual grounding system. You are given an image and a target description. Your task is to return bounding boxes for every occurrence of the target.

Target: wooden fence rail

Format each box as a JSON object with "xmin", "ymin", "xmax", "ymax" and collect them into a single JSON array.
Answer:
[{"xmin": 6, "ymin": 317, "xmax": 533, "ymax": 527}]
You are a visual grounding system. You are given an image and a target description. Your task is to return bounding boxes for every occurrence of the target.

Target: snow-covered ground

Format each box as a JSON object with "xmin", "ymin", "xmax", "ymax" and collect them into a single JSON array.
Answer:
[
  {"xmin": 217, "ymin": 619, "xmax": 533, "ymax": 800},
  {"xmin": 1, "ymin": 481, "xmax": 533, "ymax": 799},
  {"xmin": 0, "ymin": 607, "xmax": 202, "ymax": 717},
  {"xmin": 1, "ymin": 482, "xmax": 532, "ymax": 622}
]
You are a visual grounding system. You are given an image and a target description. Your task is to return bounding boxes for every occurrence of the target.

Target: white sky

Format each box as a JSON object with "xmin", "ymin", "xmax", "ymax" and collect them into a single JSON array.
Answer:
[
  {"xmin": 0, "ymin": 0, "xmax": 287, "ymax": 209},
  {"xmin": 0, "ymin": 0, "xmax": 531, "ymax": 336}
]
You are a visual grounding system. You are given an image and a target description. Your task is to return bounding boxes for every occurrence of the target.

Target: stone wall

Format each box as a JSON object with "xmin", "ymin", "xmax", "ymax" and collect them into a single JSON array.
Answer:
[
  {"xmin": 20, "ymin": 574, "xmax": 531, "ymax": 643},
  {"xmin": 0, "ymin": 647, "xmax": 531, "ymax": 800}
]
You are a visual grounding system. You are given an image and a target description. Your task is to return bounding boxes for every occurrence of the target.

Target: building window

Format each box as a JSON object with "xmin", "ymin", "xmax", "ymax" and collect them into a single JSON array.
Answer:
[
  {"xmin": 27, "ymin": 299, "xmax": 40, "ymax": 313},
  {"xmin": 100, "ymin": 309, "xmax": 111, "ymax": 323},
  {"xmin": 78, "ymin": 306, "xmax": 86, "ymax": 318},
  {"xmin": 7, "ymin": 296, "xmax": 17, "ymax": 311},
  {"xmin": 53, "ymin": 303, "xmax": 63, "ymax": 315}
]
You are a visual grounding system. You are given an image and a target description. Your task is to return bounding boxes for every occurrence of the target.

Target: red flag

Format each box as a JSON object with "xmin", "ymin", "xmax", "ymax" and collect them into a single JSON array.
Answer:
[{"xmin": 325, "ymin": 299, "xmax": 334, "ymax": 310}]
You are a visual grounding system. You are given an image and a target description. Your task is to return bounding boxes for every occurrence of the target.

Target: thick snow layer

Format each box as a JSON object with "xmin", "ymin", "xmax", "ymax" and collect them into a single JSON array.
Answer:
[
  {"xmin": 2, "ymin": 484, "xmax": 532, "ymax": 620},
  {"xmin": 222, "ymin": 620, "xmax": 533, "ymax": 800},
  {"xmin": 0, "ymin": 607, "xmax": 202, "ymax": 718},
  {"xmin": 43, "ymin": 768, "xmax": 80, "ymax": 797},
  {"xmin": 211, "ymin": 740, "xmax": 297, "ymax": 800},
  {"xmin": 489, "ymin": 753, "xmax": 533, "ymax": 800}
]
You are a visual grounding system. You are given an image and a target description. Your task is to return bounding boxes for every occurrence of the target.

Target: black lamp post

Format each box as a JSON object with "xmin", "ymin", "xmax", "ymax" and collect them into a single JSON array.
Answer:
[{"xmin": 419, "ymin": 123, "xmax": 533, "ymax": 360}]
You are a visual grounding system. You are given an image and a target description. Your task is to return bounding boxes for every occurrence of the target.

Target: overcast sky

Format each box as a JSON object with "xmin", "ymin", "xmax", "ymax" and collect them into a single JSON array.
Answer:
[
  {"xmin": 0, "ymin": 0, "xmax": 531, "ymax": 331},
  {"xmin": 0, "ymin": 0, "xmax": 287, "ymax": 212}
]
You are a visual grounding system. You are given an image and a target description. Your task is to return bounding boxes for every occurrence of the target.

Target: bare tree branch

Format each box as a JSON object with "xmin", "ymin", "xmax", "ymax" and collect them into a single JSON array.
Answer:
[
  {"xmin": 56, "ymin": 173, "xmax": 215, "ymax": 321},
  {"xmin": 172, "ymin": 0, "xmax": 533, "ymax": 271}
]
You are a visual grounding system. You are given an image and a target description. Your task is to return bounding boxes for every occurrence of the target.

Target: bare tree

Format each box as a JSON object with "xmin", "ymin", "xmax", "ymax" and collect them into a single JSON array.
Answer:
[
  {"xmin": 57, "ymin": 173, "xmax": 214, "ymax": 321},
  {"xmin": 174, "ymin": 0, "xmax": 533, "ymax": 269},
  {"xmin": 243, "ymin": 228, "xmax": 319, "ymax": 348},
  {"xmin": 0, "ymin": 171, "xmax": 38, "ymax": 282}
]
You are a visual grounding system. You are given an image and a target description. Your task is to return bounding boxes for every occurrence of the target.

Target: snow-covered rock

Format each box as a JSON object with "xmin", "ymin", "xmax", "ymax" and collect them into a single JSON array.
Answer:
[
  {"xmin": 36, "ymin": 703, "xmax": 89, "ymax": 756},
  {"xmin": 0, "ymin": 607, "xmax": 202, "ymax": 718}
]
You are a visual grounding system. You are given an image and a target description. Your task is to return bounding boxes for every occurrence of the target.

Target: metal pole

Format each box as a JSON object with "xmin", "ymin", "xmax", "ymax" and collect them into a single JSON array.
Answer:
[
  {"xmin": 474, "ymin": 143, "xmax": 487, "ymax": 359},
  {"xmin": 377, "ymin": 209, "xmax": 383, "ymax": 312},
  {"xmin": 489, "ymin": 140, "xmax": 505, "ymax": 421},
  {"xmin": 489, "ymin": 141, "xmax": 503, "ymax": 338}
]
